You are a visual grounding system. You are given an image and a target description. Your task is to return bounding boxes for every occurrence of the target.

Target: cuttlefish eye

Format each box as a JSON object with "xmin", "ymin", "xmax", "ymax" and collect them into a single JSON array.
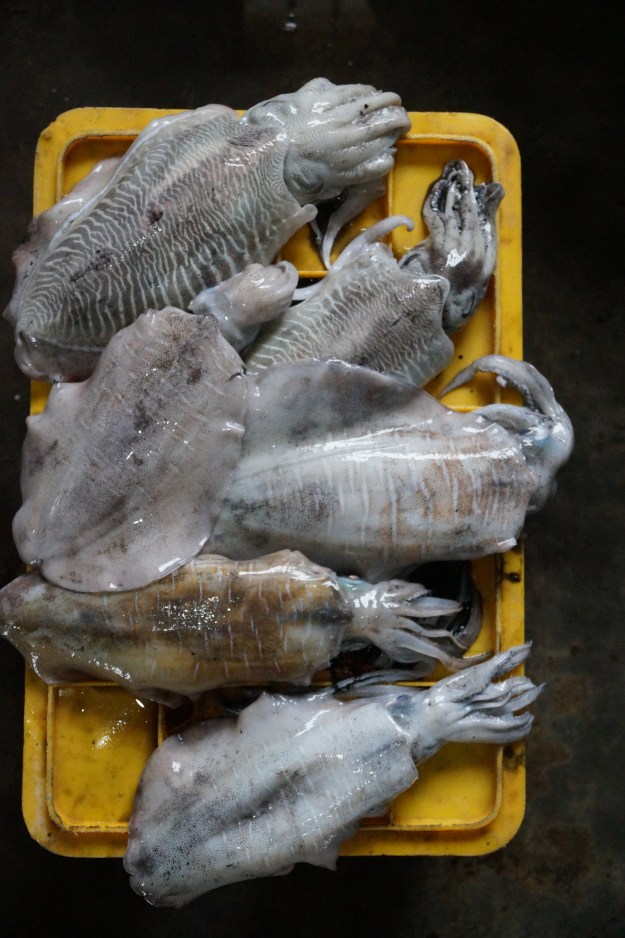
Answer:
[
  {"xmin": 15, "ymin": 329, "xmax": 40, "ymax": 375},
  {"xmin": 14, "ymin": 328, "xmax": 101, "ymax": 383}
]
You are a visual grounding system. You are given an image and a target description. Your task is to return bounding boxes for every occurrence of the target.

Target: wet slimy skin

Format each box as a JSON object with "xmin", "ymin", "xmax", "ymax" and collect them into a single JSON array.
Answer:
[{"xmin": 13, "ymin": 308, "xmax": 248, "ymax": 592}]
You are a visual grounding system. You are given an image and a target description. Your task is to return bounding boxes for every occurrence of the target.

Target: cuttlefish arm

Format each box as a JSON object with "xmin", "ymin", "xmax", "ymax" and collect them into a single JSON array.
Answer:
[
  {"xmin": 316, "ymin": 178, "xmax": 388, "ymax": 269},
  {"xmin": 243, "ymin": 78, "xmax": 410, "ymax": 264},
  {"xmin": 245, "ymin": 78, "xmax": 410, "ymax": 206},
  {"xmin": 400, "ymin": 160, "xmax": 504, "ymax": 332}
]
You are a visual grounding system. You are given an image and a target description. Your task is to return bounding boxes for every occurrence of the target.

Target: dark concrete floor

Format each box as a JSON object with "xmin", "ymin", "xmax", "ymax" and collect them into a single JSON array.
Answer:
[{"xmin": 1, "ymin": 2, "xmax": 623, "ymax": 935}]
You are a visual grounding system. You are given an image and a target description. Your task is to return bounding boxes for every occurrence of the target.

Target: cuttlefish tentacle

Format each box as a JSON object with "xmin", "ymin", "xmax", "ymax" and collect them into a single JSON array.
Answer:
[
  {"xmin": 317, "ymin": 178, "xmax": 388, "ymax": 269},
  {"xmin": 291, "ymin": 213, "xmax": 415, "ymax": 301},
  {"xmin": 338, "ymin": 576, "xmax": 487, "ymax": 672}
]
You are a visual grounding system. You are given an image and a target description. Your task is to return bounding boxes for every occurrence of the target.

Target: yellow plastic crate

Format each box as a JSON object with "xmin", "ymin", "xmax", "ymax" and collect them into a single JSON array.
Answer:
[{"xmin": 22, "ymin": 107, "xmax": 524, "ymax": 858}]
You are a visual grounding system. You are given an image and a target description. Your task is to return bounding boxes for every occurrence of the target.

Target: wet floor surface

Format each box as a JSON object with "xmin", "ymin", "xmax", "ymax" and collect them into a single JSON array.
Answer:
[{"xmin": 0, "ymin": 3, "xmax": 623, "ymax": 935}]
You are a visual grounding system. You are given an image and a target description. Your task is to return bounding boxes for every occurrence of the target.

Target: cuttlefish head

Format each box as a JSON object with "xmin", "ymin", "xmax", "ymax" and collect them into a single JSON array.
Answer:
[
  {"xmin": 440, "ymin": 354, "xmax": 574, "ymax": 512},
  {"xmin": 243, "ymin": 77, "xmax": 411, "ymax": 205}
]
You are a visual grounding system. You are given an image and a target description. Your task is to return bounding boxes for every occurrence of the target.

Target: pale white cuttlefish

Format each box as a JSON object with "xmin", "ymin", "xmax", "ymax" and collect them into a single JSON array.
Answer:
[
  {"xmin": 6, "ymin": 78, "xmax": 410, "ymax": 382},
  {"xmin": 206, "ymin": 353, "xmax": 574, "ymax": 581},
  {"xmin": 13, "ymin": 308, "xmax": 248, "ymax": 591},
  {"xmin": 124, "ymin": 644, "xmax": 541, "ymax": 905}
]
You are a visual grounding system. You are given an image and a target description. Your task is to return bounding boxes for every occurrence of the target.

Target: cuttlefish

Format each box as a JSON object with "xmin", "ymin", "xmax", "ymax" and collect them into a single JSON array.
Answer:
[
  {"xmin": 0, "ymin": 549, "xmax": 481, "ymax": 708},
  {"xmin": 125, "ymin": 644, "xmax": 540, "ymax": 905},
  {"xmin": 6, "ymin": 78, "xmax": 409, "ymax": 382}
]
